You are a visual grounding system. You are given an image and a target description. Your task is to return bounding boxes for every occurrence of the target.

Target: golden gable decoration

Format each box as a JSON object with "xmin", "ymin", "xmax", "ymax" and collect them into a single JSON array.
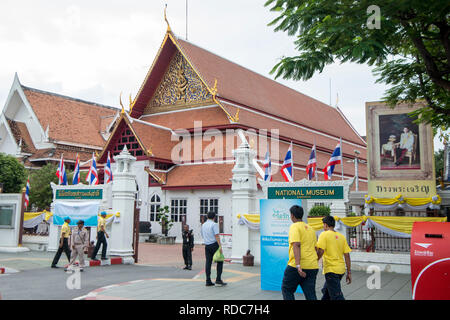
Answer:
[{"xmin": 146, "ymin": 51, "xmax": 212, "ymax": 112}]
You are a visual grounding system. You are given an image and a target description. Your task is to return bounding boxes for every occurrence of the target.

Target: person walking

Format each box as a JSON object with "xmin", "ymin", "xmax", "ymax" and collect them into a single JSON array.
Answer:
[
  {"xmin": 201, "ymin": 211, "xmax": 226, "ymax": 287},
  {"xmin": 281, "ymin": 205, "xmax": 319, "ymax": 300},
  {"xmin": 91, "ymin": 211, "xmax": 109, "ymax": 261},
  {"xmin": 51, "ymin": 216, "xmax": 72, "ymax": 268},
  {"xmin": 182, "ymin": 224, "xmax": 194, "ymax": 270},
  {"xmin": 66, "ymin": 220, "xmax": 89, "ymax": 271},
  {"xmin": 316, "ymin": 216, "xmax": 352, "ymax": 300}
]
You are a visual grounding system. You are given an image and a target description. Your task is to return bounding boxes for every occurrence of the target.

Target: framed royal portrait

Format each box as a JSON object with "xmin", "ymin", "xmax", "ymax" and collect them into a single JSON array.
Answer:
[{"xmin": 366, "ymin": 102, "xmax": 436, "ymax": 198}]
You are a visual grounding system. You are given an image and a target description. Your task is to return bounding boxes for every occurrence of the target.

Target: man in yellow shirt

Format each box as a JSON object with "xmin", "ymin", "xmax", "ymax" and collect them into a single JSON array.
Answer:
[
  {"xmin": 317, "ymin": 216, "xmax": 352, "ymax": 300},
  {"xmin": 91, "ymin": 211, "xmax": 109, "ymax": 261},
  {"xmin": 281, "ymin": 205, "xmax": 319, "ymax": 300},
  {"xmin": 51, "ymin": 216, "xmax": 72, "ymax": 268}
]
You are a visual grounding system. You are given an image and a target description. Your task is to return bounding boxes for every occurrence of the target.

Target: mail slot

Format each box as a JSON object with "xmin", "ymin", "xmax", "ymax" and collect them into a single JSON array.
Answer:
[{"xmin": 411, "ymin": 222, "xmax": 450, "ymax": 300}]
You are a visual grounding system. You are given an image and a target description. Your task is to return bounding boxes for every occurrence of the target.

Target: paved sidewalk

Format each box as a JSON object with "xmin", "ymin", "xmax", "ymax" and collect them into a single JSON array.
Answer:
[
  {"xmin": 1, "ymin": 244, "xmax": 413, "ymax": 300},
  {"xmin": 80, "ymin": 261, "xmax": 412, "ymax": 300}
]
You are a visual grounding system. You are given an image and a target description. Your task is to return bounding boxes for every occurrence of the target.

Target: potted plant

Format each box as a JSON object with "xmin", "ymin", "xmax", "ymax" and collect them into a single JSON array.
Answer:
[
  {"xmin": 308, "ymin": 205, "xmax": 331, "ymax": 218},
  {"xmin": 157, "ymin": 206, "xmax": 174, "ymax": 237}
]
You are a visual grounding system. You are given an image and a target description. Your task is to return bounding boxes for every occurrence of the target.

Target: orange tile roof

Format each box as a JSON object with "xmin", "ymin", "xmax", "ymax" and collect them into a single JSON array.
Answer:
[
  {"xmin": 164, "ymin": 163, "xmax": 234, "ymax": 189},
  {"xmin": 22, "ymin": 86, "xmax": 119, "ymax": 148},
  {"xmin": 175, "ymin": 37, "xmax": 366, "ymax": 146}
]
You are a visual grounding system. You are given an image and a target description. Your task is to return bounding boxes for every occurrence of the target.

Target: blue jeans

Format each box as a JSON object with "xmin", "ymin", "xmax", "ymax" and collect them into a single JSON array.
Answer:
[
  {"xmin": 281, "ymin": 266, "xmax": 318, "ymax": 300},
  {"xmin": 321, "ymin": 272, "xmax": 345, "ymax": 300}
]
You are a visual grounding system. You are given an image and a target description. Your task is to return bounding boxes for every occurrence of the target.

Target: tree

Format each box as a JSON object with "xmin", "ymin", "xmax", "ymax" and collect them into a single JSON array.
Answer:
[
  {"xmin": 29, "ymin": 163, "xmax": 59, "ymax": 210},
  {"xmin": 265, "ymin": 0, "xmax": 450, "ymax": 128},
  {"xmin": 157, "ymin": 206, "xmax": 174, "ymax": 236},
  {"xmin": 435, "ymin": 148, "xmax": 445, "ymax": 180},
  {"xmin": 29, "ymin": 165, "xmax": 89, "ymax": 210},
  {"xmin": 0, "ymin": 153, "xmax": 27, "ymax": 193}
]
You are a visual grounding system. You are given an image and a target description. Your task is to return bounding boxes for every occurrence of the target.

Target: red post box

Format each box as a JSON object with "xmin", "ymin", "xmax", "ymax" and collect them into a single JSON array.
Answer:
[{"xmin": 411, "ymin": 222, "xmax": 450, "ymax": 300}]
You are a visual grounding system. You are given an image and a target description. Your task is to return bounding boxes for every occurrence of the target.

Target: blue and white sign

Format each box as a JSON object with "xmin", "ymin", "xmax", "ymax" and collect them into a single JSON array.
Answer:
[
  {"xmin": 260, "ymin": 199, "xmax": 303, "ymax": 292},
  {"xmin": 53, "ymin": 201, "xmax": 99, "ymax": 227}
]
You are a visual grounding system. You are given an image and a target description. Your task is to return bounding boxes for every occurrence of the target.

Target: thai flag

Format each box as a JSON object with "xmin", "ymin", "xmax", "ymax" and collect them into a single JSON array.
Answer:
[
  {"xmin": 86, "ymin": 153, "xmax": 99, "ymax": 185},
  {"xmin": 72, "ymin": 154, "xmax": 80, "ymax": 185},
  {"xmin": 262, "ymin": 151, "xmax": 272, "ymax": 182},
  {"xmin": 281, "ymin": 143, "xmax": 294, "ymax": 182},
  {"xmin": 105, "ymin": 151, "xmax": 113, "ymax": 184},
  {"xmin": 323, "ymin": 142, "xmax": 342, "ymax": 180},
  {"xmin": 306, "ymin": 144, "xmax": 317, "ymax": 180},
  {"xmin": 56, "ymin": 154, "xmax": 68, "ymax": 185},
  {"xmin": 24, "ymin": 178, "xmax": 30, "ymax": 209}
]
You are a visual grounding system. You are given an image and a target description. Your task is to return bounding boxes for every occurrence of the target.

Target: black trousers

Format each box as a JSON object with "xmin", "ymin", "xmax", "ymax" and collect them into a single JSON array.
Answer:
[
  {"xmin": 182, "ymin": 245, "xmax": 193, "ymax": 267},
  {"xmin": 281, "ymin": 265, "xmax": 318, "ymax": 300},
  {"xmin": 51, "ymin": 238, "xmax": 71, "ymax": 266},
  {"xmin": 204, "ymin": 242, "xmax": 223, "ymax": 282},
  {"xmin": 92, "ymin": 231, "xmax": 107, "ymax": 259},
  {"xmin": 321, "ymin": 272, "xmax": 345, "ymax": 300}
]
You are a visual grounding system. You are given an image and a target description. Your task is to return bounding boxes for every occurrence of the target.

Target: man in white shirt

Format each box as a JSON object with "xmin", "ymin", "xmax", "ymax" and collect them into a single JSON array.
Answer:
[
  {"xmin": 395, "ymin": 127, "xmax": 415, "ymax": 166},
  {"xmin": 201, "ymin": 211, "xmax": 227, "ymax": 287}
]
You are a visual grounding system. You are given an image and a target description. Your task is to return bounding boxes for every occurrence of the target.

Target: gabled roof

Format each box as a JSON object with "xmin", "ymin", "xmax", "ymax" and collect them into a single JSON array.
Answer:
[
  {"xmin": 22, "ymin": 86, "xmax": 119, "ymax": 148},
  {"xmin": 97, "ymin": 112, "xmax": 177, "ymax": 163},
  {"xmin": 130, "ymin": 30, "xmax": 366, "ymax": 147}
]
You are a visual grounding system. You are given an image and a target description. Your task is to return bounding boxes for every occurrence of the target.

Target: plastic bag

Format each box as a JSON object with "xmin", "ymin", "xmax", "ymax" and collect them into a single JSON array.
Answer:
[{"xmin": 213, "ymin": 248, "xmax": 224, "ymax": 262}]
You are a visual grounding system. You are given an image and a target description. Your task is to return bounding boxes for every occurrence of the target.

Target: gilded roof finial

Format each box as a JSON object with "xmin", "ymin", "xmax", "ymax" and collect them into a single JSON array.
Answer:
[
  {"xmin": 129, "ymin": 94, "xmax": 136, "ymax": 114},
  {"xmin": 211, "ymin": 79, "xmax": 218, "ymax": 98},
  {"xmin": 233, "ymin": 108, "xmax": 240, "ymax": 122},
  {"xmin": 119, "ymin": 92, "xmax": 125, "ymax": 114},
  {"xmin": 164, "ymin": 4, "xmax": 172, "ymax": 32}
]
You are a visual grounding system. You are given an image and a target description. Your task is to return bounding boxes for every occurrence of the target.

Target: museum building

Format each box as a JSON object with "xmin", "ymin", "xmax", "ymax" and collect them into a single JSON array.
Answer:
[{"xmin": 95, "ymin": 27, "xmax": 368, "ymax": 241}]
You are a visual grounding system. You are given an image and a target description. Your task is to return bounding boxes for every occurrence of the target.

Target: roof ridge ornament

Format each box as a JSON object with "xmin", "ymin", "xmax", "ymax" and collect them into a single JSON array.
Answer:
[
  {"xmin": 119, "ymin": 92, "xmax": 136, "ymax": 114},
  {"xmin": 120, "ymin": 92, "xmax": 125, "ymax": 114},
  {"xmin": 164, "ymin": 4, "xmax": 172, "ymax": 32}
]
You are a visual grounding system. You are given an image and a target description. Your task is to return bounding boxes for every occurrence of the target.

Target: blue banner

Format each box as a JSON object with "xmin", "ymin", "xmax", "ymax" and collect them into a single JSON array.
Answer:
[
  {"xmin": 260, "ymin": 199, "xmax": 303, "ymax": 292},
  {"xmin": 53, "ymin": 201, "xmax": 99, "ymax": 227}
]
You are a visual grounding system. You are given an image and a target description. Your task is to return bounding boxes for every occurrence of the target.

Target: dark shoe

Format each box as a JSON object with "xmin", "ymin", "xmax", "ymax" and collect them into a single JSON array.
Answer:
[
  {"xmin": 183, "ymin": 266, "xmax": 188, "ymax": 270},
  {"xmin": 205, "ymin": 281, "xmax": 215, "ymax": 287},
  {"xmin": 51, "ymin": 265, "xmax": 59, "ymax": 268},
  {"xmin": 101, "ymin": 257, "xmax": 108, "ymax": 260},
  {"xmin": 187, "ymin": 266, "xmax": 192, "ymax": 270},
  {"xmin": 215, "ymin": 280, "xmax": 227, "ymax": 286}
]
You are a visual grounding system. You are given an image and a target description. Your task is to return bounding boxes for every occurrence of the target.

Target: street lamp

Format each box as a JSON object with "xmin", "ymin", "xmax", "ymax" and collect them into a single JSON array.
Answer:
[{"xmin": 346, "ymin": 150, "xmax": 366, "ymax": 191}]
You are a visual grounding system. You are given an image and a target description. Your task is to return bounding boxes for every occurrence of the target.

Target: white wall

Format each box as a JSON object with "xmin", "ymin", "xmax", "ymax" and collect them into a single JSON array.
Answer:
[
  {"xmin": 0, "ymin": 123, "xmax": 18, "ymax": 155},
  {"xmin": 0, "ymin": 193, "xmax": 22, "ymax": 247},
  {"xmin": 143, "ymin": 188, "xmax": 233, "ymax": 244}
]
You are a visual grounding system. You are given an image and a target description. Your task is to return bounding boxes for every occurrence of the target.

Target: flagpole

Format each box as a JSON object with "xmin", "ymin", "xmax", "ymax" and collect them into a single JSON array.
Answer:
[
  {"xmin": 314, "ymin": 138, "xmax": 318, "ymax": 181},
  {"xmin": 291, "ymin": 141, "xmax": 294, "ymax": 182},
  {"xmin": 340, "ymin": 137, "xmax": 344, "ymax": 181}
]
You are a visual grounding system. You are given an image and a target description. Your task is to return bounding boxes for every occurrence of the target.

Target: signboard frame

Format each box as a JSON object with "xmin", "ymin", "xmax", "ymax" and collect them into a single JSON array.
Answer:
[{"xmin": 366, "ymin": 102, "xmax": 436, "ymax": 198}]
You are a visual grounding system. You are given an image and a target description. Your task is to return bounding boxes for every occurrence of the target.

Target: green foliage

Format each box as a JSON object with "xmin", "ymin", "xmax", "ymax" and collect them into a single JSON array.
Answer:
[
  {"xmin": 157, "ymin": 205, "xmax": 174, "ymax": 236},
  {"xmin": 346, "ymin": 212, "xmax": 356, "ymax": 217},
  {"xmin": 308, "ymin": 205, "xmax": 331, "ymax": 217},
  {"xmin": 0, "ymin": 153, "xmax": 27, "ymax": 193},
  {"xmin": 29, "ymin": 163, "xmax": 59, "ymax": 210},
  {"xmin": 66, "ymin": 170, "xmax": 88, "ymax": 185},
  {"xmin": 265, "ymin": 0, "xmax": 450, "ymax": 128},
  {"xmin": 435, "ymin": 148, "xmax": 444, "ymax": 180}
]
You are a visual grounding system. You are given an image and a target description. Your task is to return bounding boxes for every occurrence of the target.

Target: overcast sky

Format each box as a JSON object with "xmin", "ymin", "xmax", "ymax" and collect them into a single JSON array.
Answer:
[{"xmin": 0, "ymin": 0, "xmax": 444, "ymax": 150}]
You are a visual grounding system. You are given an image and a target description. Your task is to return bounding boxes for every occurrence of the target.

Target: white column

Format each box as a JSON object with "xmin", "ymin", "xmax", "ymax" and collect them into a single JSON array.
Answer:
[
  {"xmin": 109, "ymin": 146, "xmax": 137, "ymax": 257},
  {"xmin": 230, "ymin": 136, "xmax": 258, "ymax": 263}
]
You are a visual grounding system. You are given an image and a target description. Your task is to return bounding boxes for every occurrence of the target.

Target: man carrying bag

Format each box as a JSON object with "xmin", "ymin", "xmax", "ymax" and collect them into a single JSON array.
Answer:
[{"xmin": 201, "ymin": 211, "xmax": 227, "ymax": 287}]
